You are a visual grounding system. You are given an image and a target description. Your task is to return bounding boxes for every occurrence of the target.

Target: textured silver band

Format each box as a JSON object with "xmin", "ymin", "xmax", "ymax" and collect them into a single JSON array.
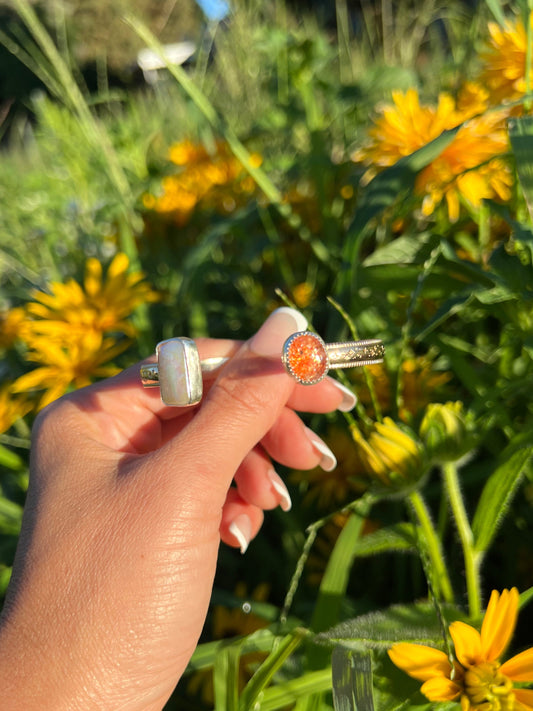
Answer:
[{"xmin": 325, "ymin": 339, "xmax": 385, "ymax": 368}]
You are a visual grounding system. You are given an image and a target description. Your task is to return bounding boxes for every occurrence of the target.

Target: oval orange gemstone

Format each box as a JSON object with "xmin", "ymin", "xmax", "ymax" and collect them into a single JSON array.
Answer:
[{"xmin": 283, "ymin": 332, "xmax": 328, "ymax": 385}]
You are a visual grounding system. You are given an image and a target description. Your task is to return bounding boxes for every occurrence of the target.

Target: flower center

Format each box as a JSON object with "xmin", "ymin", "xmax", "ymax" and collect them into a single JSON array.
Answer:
[{"xmin": 462, "ymin": 662, "xmax": 515, "ymax": 711}]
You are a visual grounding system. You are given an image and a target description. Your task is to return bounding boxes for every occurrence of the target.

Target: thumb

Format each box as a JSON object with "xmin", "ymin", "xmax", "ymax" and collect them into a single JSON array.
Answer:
[{"xmin": 160, "ymin": 307, "xmax": 308, "ymax": 502}]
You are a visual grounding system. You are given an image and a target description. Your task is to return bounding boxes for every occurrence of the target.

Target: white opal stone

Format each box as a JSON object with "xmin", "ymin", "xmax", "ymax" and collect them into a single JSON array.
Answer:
[{"xmin": 156, "ymin": 338, "xmax": 203, "ymax": 406}]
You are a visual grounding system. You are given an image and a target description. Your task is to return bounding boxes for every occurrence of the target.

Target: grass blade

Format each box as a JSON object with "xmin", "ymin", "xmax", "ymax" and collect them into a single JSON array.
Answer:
[
  {"xmin": 255, "ymin": 669, "xmax": 333, "ymax": 711},
  {"xmin": 213, "ymin": 640, "xmax": 243, "ymax": 711},
  {"xmin": 332, "ymin": 646, "xmax": 374, "ymax": 711},
  {"xmin": 509, "ymin": 116, "xmax": 533, "ymax": 223},
  {"xmin": 239, "ymin": 629, "xmax": 307, "ymax": 711}
]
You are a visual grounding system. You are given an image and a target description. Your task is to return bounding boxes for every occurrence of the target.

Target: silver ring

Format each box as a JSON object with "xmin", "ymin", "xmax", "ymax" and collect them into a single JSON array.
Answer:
[
  {"xmin": 140, "ymin": 338, "xmax": 228, "ymax": 407},
  {"xmin": 282, "ymin": 331, "xmax": 384, "ymax": 385},
  {"xmin": 141, "ymin": 331, "xmax": 385, "ymax": 406}
]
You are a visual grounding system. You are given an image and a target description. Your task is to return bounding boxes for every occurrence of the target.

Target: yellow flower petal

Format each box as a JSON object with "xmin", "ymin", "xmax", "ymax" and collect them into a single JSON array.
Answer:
[
  {"xmin": 500, "ymin": 646, "xmax": 533, "ymax": 681},
  {"xmin": 388, "ymin": 643, "xmax": 452, "ymax": 681},
  {"xmin": 108, "ymin": 252, "xmax": 129, "ymax": 279},
  {"xmin": 514, "ymin": 688, "xmax": 533, "ymax": 711},
  {"xmin": 420, "ymin": 676, "xmax": 462, "ymax": 701},
  {"xmin": 481, "ymin": 588, "xmax": 519, "ymax": 661},
  {"xmin": 450, "ymin": 621, "xmax": 483, "ymax": 667}
]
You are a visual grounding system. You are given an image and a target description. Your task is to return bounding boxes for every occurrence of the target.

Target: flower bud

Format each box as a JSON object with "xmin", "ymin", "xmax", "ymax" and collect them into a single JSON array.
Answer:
[
  {"xmin": 419, "ymin": 401, "xmax": 475, "ymax": 463},
  {"xmin": 350, "ymin": 417, "xmax": 425, "ymax": 491}
]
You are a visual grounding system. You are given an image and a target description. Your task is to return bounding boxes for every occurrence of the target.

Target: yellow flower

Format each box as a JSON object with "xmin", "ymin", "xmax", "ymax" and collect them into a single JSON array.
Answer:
[
  {"xmin": 350, "ymin": 417, "xmax": 424, "ymax": 490},
  {"xmin": 389, "ymin": 588, "xmax": 533, "ymax": 710},
  {"xmin": 11, "ymin": 332, "xmax": 125, "ymax": 409},
  {"xmin": 25, "ymin": 253, "xmax": 158, "ymax": 342},
  {"xmin": 352, "ymin": 87, "xmax": 512, "ymax": 222},
  {"xmin": 144, "ymin": 139, "xmax": 260, "ymax": 225},
  {"xmin": 479, "ymin": 13, "xmax": 533, "ymax": 106},
  {"xmin": 0, "ymin": 307, "xmax": 28, "ymax": 350},
  {"xmin": 0, "ymin": 386, "xmax": 31, "ymax": 434}
]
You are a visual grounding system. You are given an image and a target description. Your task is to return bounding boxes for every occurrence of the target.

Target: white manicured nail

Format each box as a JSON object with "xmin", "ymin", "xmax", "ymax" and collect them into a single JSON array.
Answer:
[
  {"xmin": 267, "ymin": 469, "xmax": 292, "ymax": 512},
  {"xmin": 249, "ymin": 308, "xmax": 308, "ymax": 357},
  {"xmin": 229, "ymin": 514, "xmax": 253, "ymax": 554},
  {"xmin": 329, "ymin": 379, "xmax": 358, "ymax": 412},
  {"xmin": 305, "ymin": 427, "xmax": 337, "ymax": 472}
]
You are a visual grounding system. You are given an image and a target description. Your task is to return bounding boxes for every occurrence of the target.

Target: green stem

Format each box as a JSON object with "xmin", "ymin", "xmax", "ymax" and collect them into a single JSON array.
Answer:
[
  {"xmin": 408, "ymin": 490, "xmax": 454, "ymax": 604},
  {"xmin": 525, "ymin": 1, "xmax": 532, "ymax": 113},
  {"xmin": 442, "ymin": 461, "xmax": 481, "ymax": 619}
]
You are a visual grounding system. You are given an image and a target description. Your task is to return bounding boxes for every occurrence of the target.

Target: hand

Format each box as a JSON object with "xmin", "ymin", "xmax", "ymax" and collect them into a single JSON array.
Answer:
[{"xmin": 0, "ymin": 308, "xmax": 355, "ymax": 710}]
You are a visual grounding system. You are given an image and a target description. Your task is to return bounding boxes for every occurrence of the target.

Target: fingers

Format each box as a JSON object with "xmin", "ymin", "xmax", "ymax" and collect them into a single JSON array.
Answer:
[
  {"xmin": 159, "ymin": 308, "xmax": 309, "ymax": 500},
  {"xmin": 220, "ymin": 488, "xmax": 264, "ymax": 553},
  {"xmin": 286, "ymin": 376, "xmax": 357, "ymax": 414},
  {"xmin": 260, "ymin": 407, "xmax": 337, "ymax": 471},
  {"xmin": 234, "ymin": 447, "xmax": 292, "ymax": 513}
]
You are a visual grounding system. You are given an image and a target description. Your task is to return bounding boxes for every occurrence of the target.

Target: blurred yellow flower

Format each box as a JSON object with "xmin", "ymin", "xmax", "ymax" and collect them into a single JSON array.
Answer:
[
  {"xmin": 24, "ymin": 253, "xmax": 158, "ymax": 342},
  {"xmin": 350, "ymin": 417, "xmax": 424, "ymax": 490},
  {"xmin": 354, "ymin": 356, "xmax": 452, "ymax": 422},
  {"xmin": 9, "ymin": 254, "xmax": 154, "ymax": 409},
  {"xmin": 480, "ymin": 13, "xmax": 533, "ymax": 106},
  {"xmin": 290, "ymin": 426, "xmax": 365, "ymax": 508},
  {"xmin": 0, "ymin": 307, "xmax": 28, "ymax": 350},
  {"xmin": 0, "ymin": 386, "xmax": 31, "ymax": 434},
  {"xmin": 352, "ymin": 87, "xmax": 512, "ymax": 222},
  {"xmin": 12, "ymin": 332, "xmax": 124, "ymax": 409},
  {"xmin": 292, "ymin": 282, "xmax": 315, "ymax": 308},
  {"xmin": 144, "ymin": 139, "xmax": 260, "ymax": 225},
  {"xmin": 389, "ymin": 588, "xmax": 533, "ymax": 710}
]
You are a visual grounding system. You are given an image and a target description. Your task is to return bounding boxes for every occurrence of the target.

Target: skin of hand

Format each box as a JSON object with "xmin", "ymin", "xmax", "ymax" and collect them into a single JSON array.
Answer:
[{"xmin": 0, "ymin": 308, "xmax": 356, "ymax": 710}]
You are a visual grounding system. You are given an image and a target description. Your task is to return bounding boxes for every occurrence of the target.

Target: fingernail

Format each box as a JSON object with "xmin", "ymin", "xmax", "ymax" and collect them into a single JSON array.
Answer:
[
  {"xmin": 329, "ymin": 379, "xmax": 358, "ymax": 412},
  {"xmin": 229, "ymin": 514, "xmax": 253, "ymax": 554},
  {"xmin": 305, "ymin": 427, "xmax": 337, "ymax": 472},
  {"xmin": 249, "ymin": 307, "xmax": 308, "ymax": 357},
  {"xmin": 267, "ymin": 469, "xmax": 292, "ymax": 512}
]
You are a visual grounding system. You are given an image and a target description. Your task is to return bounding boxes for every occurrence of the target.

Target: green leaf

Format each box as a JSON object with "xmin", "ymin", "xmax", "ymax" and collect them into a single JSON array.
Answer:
[
  {"xmin": 509, "ymin": 116, "xmax": 533, "ymax": 222},
  {"xmin": 0, "ymin": 444, "xmax": 24, "ymax": 471},
  {"xmin": 472, "ymin": 441, "xmax": 533, "ymax": 554},
  {"xmin": 213, "ymin": 639, "xmax": 243, "ymax": 711},
  {"xmin": 188, "ymin": 628, "xmax": 278, "ymax": 671},
  {"xmin": 0, "ymin": 496, "xmax": 23, "ymax": 535},
  {"xmin": 362, "ymin": 234, "xmax": 439, "ymax": 267},
  {"xmin": 256, "ymin": 669, "xmax": 332, "ymax": 711},
  {"xmin": 332, "ymin": 646, "xmax": 375, "ymax": 711},
  {"xmin": 339, "ymin": 125, "xmax": 461, "ymax": 290},
  {"xmin": 519, "ymin": 586, "xmax": 533, "ymax": 610},
  {"xmin": 310, "ymin": 506, "xmax": 371, "ymax": 635},
  {"xmin": 315, "ymin": 602, "xmax": 466, "ymax": 651},
  {"xmin": 484, "ymin": 0, "xmax": 507, "ymax": 25},
  {"xmin": 350, "ymin": 524, "xmax": 417, "ymax": 557},
  {"xmin": 239, "ymin": 629, "xmax": 306, "ymax": 711}
]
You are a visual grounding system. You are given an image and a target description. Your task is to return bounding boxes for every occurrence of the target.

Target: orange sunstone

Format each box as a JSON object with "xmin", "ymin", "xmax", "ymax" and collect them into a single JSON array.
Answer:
[{"xmin": 283, "ymin": 332, "xmax": 329, "ymax": 385}]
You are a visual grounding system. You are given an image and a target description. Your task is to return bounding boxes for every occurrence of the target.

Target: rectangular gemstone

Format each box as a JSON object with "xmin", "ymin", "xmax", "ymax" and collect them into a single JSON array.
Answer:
[{"xmin": 156, "ymin": 338, "xmax": 203, "ymax": 406}]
